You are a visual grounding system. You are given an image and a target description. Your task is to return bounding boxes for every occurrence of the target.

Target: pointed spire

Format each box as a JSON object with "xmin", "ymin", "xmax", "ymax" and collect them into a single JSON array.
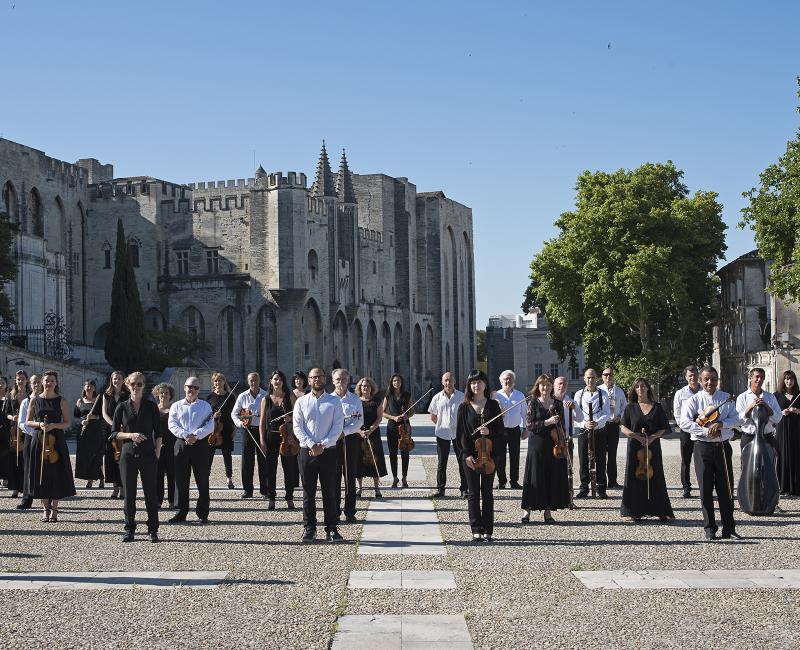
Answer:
[
  {"xmin": 336, "ymin": 149, "xmax": 356, "ymax": 204},
  {"xmin": 310, "ymin": 140, "xmax": 335, "ymax": 197},
  {"xmin": 255, "ymin": 165, "xmax": 267, "ymax": 178}
]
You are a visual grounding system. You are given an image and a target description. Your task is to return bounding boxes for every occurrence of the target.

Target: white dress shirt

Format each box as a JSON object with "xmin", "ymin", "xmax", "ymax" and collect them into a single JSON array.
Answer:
[
  {"xmin": 680, "ymin": 390, "xmax": 738, "ymax": 442},
  {"xmin": 492, "ymin": 388, "xmax": 527, "ymax": 429},
  {"xmin": 598, "ymin": 384, "xmax": 627, "ymax": 422},
  {"xmin": 232, "ymin": 388, "xmax": 267, "ymax": 428},
  {"xmin": 673, "ymin": 384, "xmax": 701, "ymax": 427},
  {"xmin": 293, "ymin": 391, "xmax": 345, "ymax": 449},
  {"xmin": 572, "ymin": 387, "xmax": 610, "ymax": 433},
  {"xmin": 168, "ymin": 398, "xmax": 215, "ymax": 440},
  {"xmin": 331, "ymin": 390, "xmax": 365, "ymax": 436},
  {"xmin": 735, "ymin": 389, "xmax": 782, "ymax": 436},
  {"xmin": 428, "ymin": 389, "xmax": 465, "ymax": 440},
  {"xmin": 18, "ymin": 397, "xmax": 34, "ymax": 436}
]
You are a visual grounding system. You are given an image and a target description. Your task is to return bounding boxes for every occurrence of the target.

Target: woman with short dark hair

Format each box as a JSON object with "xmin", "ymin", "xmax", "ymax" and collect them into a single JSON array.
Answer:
[{"xmin": 776, "ymin": 370, "xmax": 800, "ymax": 495}]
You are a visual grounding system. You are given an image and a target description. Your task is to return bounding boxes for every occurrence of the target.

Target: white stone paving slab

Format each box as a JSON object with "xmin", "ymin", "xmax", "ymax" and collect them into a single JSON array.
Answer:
[
  {"xmin": 0, "ymin": 571, "xmax": 228, "ymax": 590},
  {"xmin": 358, "ymin": 497, "xmax": 445, "ymax": 555},
  {"xmin": 573, "ymin": 569, "xmax": 800, "ymax": 589},
  {"xmin": 331, "ymin": 614, "xmax": 472, "ymax": 649},
  {"xmin": 347, "ymin": 570, "xmax": 456, "ymax": 590}
]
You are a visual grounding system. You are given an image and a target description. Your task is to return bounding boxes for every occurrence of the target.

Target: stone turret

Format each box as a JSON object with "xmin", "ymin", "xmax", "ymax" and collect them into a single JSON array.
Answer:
[
  {"xmin": 310, "ymin": 140, "xmax": 335, "ymax": 197},
  {"xmin": 336, "ymin": 149, "xmax": 356, "ymax": 204},
  {"xmin": 255, "ymin": 165, "xmax": 267, "ymax": 179}
]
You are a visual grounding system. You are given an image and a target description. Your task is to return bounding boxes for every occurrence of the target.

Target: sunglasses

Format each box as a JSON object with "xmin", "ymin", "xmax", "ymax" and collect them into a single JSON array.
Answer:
[
  {"xmin": 185, "ymin": 385, "xmax": 200, "ymax": 391},
  {"xmin": 129, "ymin": 382, "xmax": 144, "ymax": 388},
  {"xmin": 602, "ymin": 373, "xmax": 612, "ymax": 377}
]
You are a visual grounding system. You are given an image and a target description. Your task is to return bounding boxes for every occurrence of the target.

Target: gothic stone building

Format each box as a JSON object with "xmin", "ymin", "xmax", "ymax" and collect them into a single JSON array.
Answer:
[{"xmin": 0, "ymin": 138, "xmax": 476, "ymax": 394}]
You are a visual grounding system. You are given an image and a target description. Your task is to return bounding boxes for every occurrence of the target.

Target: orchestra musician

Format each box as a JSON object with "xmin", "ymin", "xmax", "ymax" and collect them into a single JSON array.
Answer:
[
  {"xmin": 153, "ymin": 382, "xmax": 177, "ymax": 509},
  {"xmin": 428, "ymin": 372, "xmax": 466, "ymax": 498},
  {"xmin": 7, "ymin": 370, "xmax": 29, "ymax": 504},
  {"xmin": 572, "ymin": 368, "xmax": 610, "ymax": 499},
  {"xmin": 383, "ymin": 373, "xmax": 414, "ymax": 488},
  {"xmin": 101, "ymin": 371, "xmax": 129, "ymax": 499},
  {"xmin": 205, "ymin": 372, "xmax": 236, "ymax": 490},
  {"xmin": 331, "ymin": 368, "xmax": 364, "ymax": 523},
  {"xmin": 599, "ymin": 367, "xmax": 627, "ymax": 489},
  {"xmin": 15, "ymin": 373, "xmax": 39, "ymax": 510},
  {"xmin": 259, "ymin": 370, "xmax": 299, "ymax": 510},
  {"xmin": 672, "ymin": 365, "xmax": 701, "ymax": 498},
  {"xmin": 355, "ymin": 376, "xmax": 386, "ymax": 498},
  {"xmin": 776, "ymin": 370, "xmax": 800, "ymax": 495},
  {"xmin": 736, "ymin": 367, "xmax": 781, "ymax": 455},
  {"xmin": 232, "ymin": 373, "xmax": 268, "ymax": 500},
  {"xmin": 492, "ymin": 370, "xmax": 527, "ymax": 490},
  {"xmin": 74, "ymin": 379, "xmax": 104, "ymax": 489}
]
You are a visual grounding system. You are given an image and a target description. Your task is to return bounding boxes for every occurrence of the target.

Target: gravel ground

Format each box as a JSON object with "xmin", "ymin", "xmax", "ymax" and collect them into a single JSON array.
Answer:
[{"xmin": 2, "ymin": 419, "xmax": 799, "ymax": 649}]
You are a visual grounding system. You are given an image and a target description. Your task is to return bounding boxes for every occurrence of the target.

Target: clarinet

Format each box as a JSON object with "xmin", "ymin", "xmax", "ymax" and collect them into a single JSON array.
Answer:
[{"xmin": 587, "ymin": 397, "xmax": 597, "ymax": 498}]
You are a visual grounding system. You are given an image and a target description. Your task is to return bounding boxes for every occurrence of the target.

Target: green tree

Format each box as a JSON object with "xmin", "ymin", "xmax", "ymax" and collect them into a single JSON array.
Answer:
[
  {"xmin": 104, "ymin": 219, "xmax": 146, "ymax": 372},
  {"xmin": 476, "ymin": 329, "xmax": 487, "ymax": 362},
  {"xmin": 0, "ymin": 210, "xmax": 18, "ymax": 323},
  {"xmin": 740, "ymin": 78, "xmax": 800, "ymax": 302},
  {"xmin": 145, "ymin": 326, "xmax": 210, "ymax": 372},
  {"xmin": 524, "ymin": 162, "xmax": 726, "ymax": 395}
]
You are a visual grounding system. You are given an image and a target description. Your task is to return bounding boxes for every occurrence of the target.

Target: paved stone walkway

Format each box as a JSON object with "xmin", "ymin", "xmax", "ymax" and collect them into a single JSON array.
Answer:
[
  {"xmin": 0, "ymin": 571, "xmax": 227, "ymax": 590},
  {"xmin": 358, "ymin": 497, "xmax": 445, "ymax": 555},
  {"xmin": 331, "ymin": 614, "xmax": 472, "ymax": 649},
  {"xmin": 574, "ymin": 569, "xmax": 800, "ymax": 589},
  {"xmin": 347, "ymin": 570, "xmax": 456, "ymax": 589}
]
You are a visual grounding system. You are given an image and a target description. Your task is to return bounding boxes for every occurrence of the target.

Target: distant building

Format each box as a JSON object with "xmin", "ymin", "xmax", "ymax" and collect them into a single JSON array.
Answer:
[
  {"xmin": 485, "ymin": 310, "xmax": 586, "ymax": 394},
  {"xmin": 713, "ymin": 250, "xmax": 800, "ymax": 394}
]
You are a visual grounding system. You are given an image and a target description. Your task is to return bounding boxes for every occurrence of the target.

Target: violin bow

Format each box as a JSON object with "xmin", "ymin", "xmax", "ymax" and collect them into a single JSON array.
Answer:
[
  {"xmin": 472, "ymin": 394, "xmax": 533, "ymax": 436},
  {"xmin": 399, "ymin": 387, "xmax": 434, "ymax": 419},
  {"xmin": 215, "ymin": 381, "xmax": 241, "ymax": 415}
]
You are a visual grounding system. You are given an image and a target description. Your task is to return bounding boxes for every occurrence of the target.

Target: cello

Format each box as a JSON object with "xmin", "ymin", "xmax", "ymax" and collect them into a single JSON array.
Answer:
[{"xmin": 738, "ymin": 402, "xmax": 780, "ymax": 516}]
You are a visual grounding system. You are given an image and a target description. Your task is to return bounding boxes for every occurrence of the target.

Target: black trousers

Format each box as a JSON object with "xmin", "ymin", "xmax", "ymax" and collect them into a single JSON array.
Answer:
[
  {"xmin": 156, "ymin": 440, "xmax": 176, "ymax": 507},
  {"xmin": 678, "ymin": 430, "xmax": 695, "ymax": 492},
  {"xmin": 386, "ymin": 429, "xmax": 410, "ymax": 478},
  {"xmin": 8, "ymin": 440, "xmax": 25, "ymax": 494},
  {"xmin": 436, "ymin": 436, "xmax": 467, "ymax": 492},
  {"xmin": 578, "ymin": 427, "xmax": 607, "ymax": 492},
  {"xmin": 336, "ymin": 434, "xmax": 361, "ymax": 517},
  {"xmin": 21, "ymin": 434, "xmax": 34, "ymax": 503},
  {"xmin": 208, "ymin": 445, "xmax": 233, "ymax": 478},
  {"xmin": 264, "ymin": 430, "xmax": 297, "ymax": 499},
  {"xmin": 299, "ymin": 446, "xmax": 338, "ymax": 532},
  {"xmin": 119, "ymin": 445, "xmax": 159, "ymax": 533},
  {"xmin": 693, "ymin": 441, "xmax": 735, "ymax": 535},
  {"xmin": 605, "ymin": 422, "xmax": 621, "ymax": 485},
  {"xmin": 174, "ymin": 436, "xmax": 210, "ymax": 519},
  {"xmin": 241, "ymin": 426, "xmax": 267, "ymax": 495},
  {"xmin": 464, "ymin": 465, "xmax": 494, "ymax": 535},
  {"xmin": 495, "ymin": 426, "xmax": 522, "ymax": 486}
]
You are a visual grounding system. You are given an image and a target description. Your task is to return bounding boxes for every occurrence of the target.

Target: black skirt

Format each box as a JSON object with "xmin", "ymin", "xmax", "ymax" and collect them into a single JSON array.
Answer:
[
  {"xmin": 521, "ymin": 433, "xmax": 570, "ymax": 511},
  {"xmin": 776, "ymin": 394, "xmax": 800, "ymax": 495},
  {"xmin": 74, "ymin": 420, "xmax": 105, "ymax": 480},
  {"xmin": 30, "ymin": 430, "xmax": 76, "ymax": 500},
  {"xmin": 620, "ymin": 437, "xmax": 674, "ymax": 518},
  {"xmin": 356, "ymin": 430, "xmax": 388, "ymax": 479}
]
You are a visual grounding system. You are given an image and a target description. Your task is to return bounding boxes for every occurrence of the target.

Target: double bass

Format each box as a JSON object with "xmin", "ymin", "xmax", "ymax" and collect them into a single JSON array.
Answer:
[{"xmin": 738, "ymin": 402, "xmax": 780, "ymax": 516}]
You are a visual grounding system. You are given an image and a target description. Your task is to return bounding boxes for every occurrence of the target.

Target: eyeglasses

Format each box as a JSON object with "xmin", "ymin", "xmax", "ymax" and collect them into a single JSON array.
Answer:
[
  {"xmin": 185, "ymin": 385, "xmax": 199, "ymax": 391},
  {"xmin": 308, "ymin": 376, "xmax": 324, "ymax": 380}
]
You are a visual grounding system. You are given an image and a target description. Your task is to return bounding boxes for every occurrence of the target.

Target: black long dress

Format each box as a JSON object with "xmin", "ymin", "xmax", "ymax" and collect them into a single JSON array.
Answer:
[
  {"xmin": 0, "ymin": 396, "xmax": 13, "ymax": 484},
  {"xmin": 4, "ymin": 397, "xmax": 25, "ymax": 492},
  {"xmin": 74, "ymin": 397, "xmax": 104, "ymax": 481},
  {"xmin": 620, "ymin": 402, "xmax": 674, "ymax": 519},
  {"xmin": 205, "ymin": 391, "xmax": 235, "ymax": 478},
  {"xmin": 102, "ymin": 393, "xmax": 125, "ymax": 488},
  {"xmin": 776, "ymin": 392, "xmax": 800, "ymax": 495},
  {"xmin": 29, "ymin": 396, "xmax": 76, "ymax": 500},
  {"xmin": 521, "ymin": 399, "xmax": 570, "ymax": 511},
  {"xmin": 356, "ymin": 398, "xmax": 388, "ymax": 479}
]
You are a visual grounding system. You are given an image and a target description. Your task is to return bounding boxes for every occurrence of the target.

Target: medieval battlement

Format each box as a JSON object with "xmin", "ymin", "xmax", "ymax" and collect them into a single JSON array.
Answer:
[
  {"xmin": 192, "ymin": 194, "xmax": 250, "ymax": 212},
  {"xmin": 188, "ymin": 178, "xmax": 255, "ymax": 191},
  {"xmin": 266, "ymin": 171, "xmax": 307, "ymax": 189},
  {"xmin": 0, "ymin": 138, "xmax": 91, "ymax": 188},
  {"xmin": 88, "ymin": 177, "xmax": 189, "ymax": 203},
  {"xmin": 359, "ymin": 227, "xmax": 384, "ymax": 243}
]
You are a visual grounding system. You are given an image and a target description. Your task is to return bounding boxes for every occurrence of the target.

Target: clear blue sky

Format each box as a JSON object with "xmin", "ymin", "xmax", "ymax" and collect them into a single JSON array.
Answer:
[{"xmin": 2, "ymin": 1, "xmax": 799, "ymax": 327}]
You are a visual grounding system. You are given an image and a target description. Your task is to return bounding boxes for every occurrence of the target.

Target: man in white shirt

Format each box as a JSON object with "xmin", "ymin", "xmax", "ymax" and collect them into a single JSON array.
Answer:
[
  {"xmin": 492, "ymin": 370, "xmax": 527, "ymax": 490},
  {"xmin": 680, "ymin": 366, "xmax": 739, "ymax": 540},
  {"xmin": 294, "ymin": 368, "xmax": 345, "ymax": 543},
  {"xmin": 598, "ymin": 367, "xmax": 628, "ymax": 489},
  {"xmin": 572, "ymin": 368, "xmax": 610, "ymax": 498},
  {"xmin": 673, "ymin": 365, "xmax": 701, "ymax": 498},
  {"xmin": 232, "ymin": 373, "xmax": 268, "ymax": 499},
  {"xmin": 331, "ymin": 368, "xmax": 364, "ymax": 523},
  {"xmin": 168, "ymin": 376, "xmax": 215, "ymax": 523},
  {"xmin": 428, "ymin": 372, "xmax": 465, "ymax": 497},
  {"xmin": 16, "ymin": 374, "xmax": 41, "ymax": 510},
  {"xmin": 736, "ymin": 367, "xmax": 782, "ymax": 454}
]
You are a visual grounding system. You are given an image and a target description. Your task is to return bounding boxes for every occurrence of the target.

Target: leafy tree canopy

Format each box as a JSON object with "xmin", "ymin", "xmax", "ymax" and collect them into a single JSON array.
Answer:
[{"xmin": 523, "ymin": 161, "xmax": 726, "ymax": 395}]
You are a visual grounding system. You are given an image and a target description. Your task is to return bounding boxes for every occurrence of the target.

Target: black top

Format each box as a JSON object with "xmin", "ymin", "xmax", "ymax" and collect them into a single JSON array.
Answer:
[
  {"xmin": 385, "ymin": 391, "xmax": 411, "ymax": 432},
  {"xmin": 111, "ymin": 399, "xmax": 162, "ymax": 456},
  {"xmin": 360, "ymin": 398, "xmax": 379, "ymax": 431},
  {"xmin": 103, "ymin": 392, "xmax": 128, "ymax": 423},
  {"xmin": 0, "ymin": 396, "xmax": 12, "ymax": 442},
  {"xmin": 30, "ymin": 396, "xmax": 65, "ymax": 425},
  {"xmin": 262, "ymin": 392, "xmax": 292, "ymax": 433},
  {"xmin": 74, "ymin": 398, "xmax": 95, "ymax": 420},
  {"xmin": 621, "ymin": 401, "xmax": 670, "ymax": 436},
  {"xmin": 526, "ymin": 399, "xmax": 565, "ymax": 439},
  {"xmin": 456, "ymin": 398, "xmax": 504, "ymax": 462},
  {"xmin": 205, "ymin": 391, "xmax": 235, "ymax": 434}
]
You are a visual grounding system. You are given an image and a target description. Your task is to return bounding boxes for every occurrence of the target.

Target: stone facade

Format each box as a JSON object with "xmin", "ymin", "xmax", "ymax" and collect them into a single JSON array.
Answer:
[
  {"xmin": 0, "ymin": 138, "xmax": 475, "ymax": 394},
  {"xmin": 485, "ymin": 310, "xmax": 587, "ymax": 394}
]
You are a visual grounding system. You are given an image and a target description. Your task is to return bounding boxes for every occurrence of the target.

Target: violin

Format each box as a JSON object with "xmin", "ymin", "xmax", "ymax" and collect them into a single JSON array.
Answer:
[
  {"xmin": 278, "ymin": 420, "xmax": 300, "ymax": 457},
  {"xmin": 472, "ymin": 411, "xmax": 495, "ymax": 475},
  {"xmin": 695, "ymin": 396, "xmax": 734, "ymax": 428},
  {"xmin": 239, "ymin": 408, "xmax": 254, "ymax": 428},
  {"xmin": 9, "ymin": 423, "xmax": 23, "ymax": 454},
  {"xmin": 634, "ymin": 428, "xmax": 654, "ymax": 481},
  {"xmin": 360, "ymin": 423, "xmax": 375, "ymax": 465},
  {"xmin": 549, "ymin": 406, "xmax": 568, "ymax": 459},
  {"xmin": 207, "ymin": 382, "xmax": 240, "ymax": 448},
  {"xmin": 397, "ymin": 416, "xmax": 415, "ymax": 452},
  {"xmin": 41, "ymin": 416, "xmax": 59, "ymax": 465}
]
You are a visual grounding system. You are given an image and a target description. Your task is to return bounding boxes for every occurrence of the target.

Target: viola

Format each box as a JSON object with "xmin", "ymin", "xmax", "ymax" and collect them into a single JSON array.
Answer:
[
  {"xmin": 549, "ymin": 406, "xmax": 568, "ymax": 459},
  {"xmin": 397, "ymin": 416, "xmax": 415, "ymax": 452},
  {"xmin": 9, "ymin": 423, "xmax": 23, "ymax": 454},
  {"xmin": 278, "ymin": 421, "xmax": 300, "ymax": 457},
  {"xmin": 473, "ymin": 411, "xmax": 495, "ymax": 475},
  {"xmin": 41, "ymin": 416, "xmax": 59, "ymax": 465},
  {"xmin": 207, "ymin": 418, "xmax": 224, "ymax": 448}
]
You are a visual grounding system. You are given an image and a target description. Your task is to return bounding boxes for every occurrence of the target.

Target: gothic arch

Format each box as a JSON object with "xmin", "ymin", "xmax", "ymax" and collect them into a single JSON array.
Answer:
[
  {"xmin": 382, "ymin": 321, "xmax": 391, "ymax": 386},
  {"xmin": 301, "ymin": 298, "xmax": 323, "ymax": 368},
  {"xmin": 393, "ymin": 323, "xmax": 403, "ymax": 378},
  {"xmin": 127, "ymin": 236, "xmax": 142, "ymax": 268},
  {"xmin": 181, "ymin": 306, "xmax": 205, "ymax": 344},
  {"xmin": 2, "ymin": 181, "xmax": 18, "ymax": 221},
  {"xmin": 352, "ymin": 318, "xmax": 364, "ymax": 379},
  {"xmin": 256, "ymin": 304, "xmax": 278, "ymax": 378},
  {"xmin": 29, "ymin": 187, "xmax": 43, "ymax": 237},
  {"xmin": 463, "ymin": 230, "xmax": 475, "ymax": 369},
  {"xmin": 308, "ymin": 249, "xmax": 319, "ymax": 282},
  {"xmin": 93, "ymin": 322, "xmax": 110, "ymax": 348},
  {"xmin": 447, "ymin": 226, "xmax": 460, "ymax": 380},
  {"xmin": 332, "ymin": 311, "xmax": 349, "ymax": 372},
  {"xmin": 412, "ymin": 323, "xmax": 423, "ymax": 392},
  {"xmin": 218, "ymin": 306, "xmax": 244, "ymax": 376},
  {"xmin": 367, "ymin": 320, "xmax": 378, "ymax": 381},
  {"xmin": 145, "ymin": 308, "xmax": 166, "ymax": 331},
  {"xmin": 51, "ymin": 195, "xmax": 66, "ymax": 247},
  {"xmin": 424, "ymin": 324, "xmax": 435, "ymax": 380}
]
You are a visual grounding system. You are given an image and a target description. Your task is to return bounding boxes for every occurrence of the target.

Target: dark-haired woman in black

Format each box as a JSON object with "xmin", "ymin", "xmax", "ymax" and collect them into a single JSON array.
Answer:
[
  {"xmin": 74, "ymin": 379, "xmax": 104, "ymax": 489},
  {"xmin": 776, "ymin": 370, "xmax": 800, "ymax": 495},
  {"xmin": 206, "ymin": 372, "xmax": 236, "ymax": 490},
  {"xmin": 101, "ymin": 371, "xmax": 129, "ymax": 499},
  {"xmin": 620, "ymin": 377, "xmax": 673, "ymax": 522},
  {"xmin": 382, "ymin": 373, "xmax": 414, "ymax": 488},
  {"xmin": 457, "ymin": 370, "xmax": 503, "ymax": 542},
  {"xmin": 292, "ymin": 371, "xmax": 309, "ymax": 401},
  {"xmin": 259, "ymin": 370, "xmax": 299, "ymax": 510}
]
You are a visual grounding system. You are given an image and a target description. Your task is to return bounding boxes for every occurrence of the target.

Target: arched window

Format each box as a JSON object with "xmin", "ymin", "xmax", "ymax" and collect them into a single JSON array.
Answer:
[
  {"xmin": 102, "ymin": 241, "xmax": 112, "ymax": 269},
  {"xmin": 308, "ymin": 249, "xmax": 318, "ymax": 281},
  {"xmin": 29, "ymin": 187, "xmax": 43, "ymax": 237},
  {"xmin": 127, "ymin": 237, "xmax": 141, "ymax": 268},
  {"xmin": 2, "ymin": 181, "xmax": 19, "ymax": 222},
  {"xmin": 182, "ymin": 307, "xmax": 205, "ymax": 344}
]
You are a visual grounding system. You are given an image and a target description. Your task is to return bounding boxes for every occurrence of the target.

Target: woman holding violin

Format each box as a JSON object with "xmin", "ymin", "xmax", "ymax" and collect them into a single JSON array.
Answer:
[
  {"xmin": 355, "ymin": 376, "xmax": 386, "ymax": 497},
  {"xmin": 74, "ymin": 379, "xmax": 104, "ymax": 489},
  {"xmin": 620, "ymin": 377, "xmax": 673, "ymax": 522},
  {"xmin": 205, "ymin": 372, "xmax": 236, "ymax": 490},
  {"xmin": 26, "ymin": 370, "xmax": 74, "ymax": 522},
  {"xmin": 521, "ymin": 374, "xmax": 570, "ymax": 524},
  {"xmin": 775, "ymin": 370, "xmax": 800, "ymax": 495},
  {"xmin": 383, "ymin": 373, "xmax": 414, "ymax": 488},
  {"xmin": 5, "ymin": 370, "xmax": 29, "ymax": 501},
  {"xmin": 457, "ymin": 369, "xmax": 503, "ymax": 542},
  {"xmin": 153, "ymin": 383, "xmax": 177, "ymax": 509},
  {"xmin": 259, "ymin": 370, "xmax": 299, "ymax": 510},
  {"xmin": 101, "ymin": 371, "xmax": 129, "ymax": 499}
]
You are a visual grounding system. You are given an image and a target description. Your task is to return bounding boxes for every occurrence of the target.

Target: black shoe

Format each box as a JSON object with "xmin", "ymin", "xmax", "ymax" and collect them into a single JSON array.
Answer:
[
  {"xmin": 167, "ymin": 514, "xmax": 186, "ymax": 524},
  {"xmin": 607, "ymin": 482, "xmax": 622, "ymax": 489},
  {"xmin": 497, "ymin": 483, "xmax": 507, "ymax": 490},
  {"xmin": 240, "ymin": 491, "xmax": 253, "ymax": 499},
  {"xmin": 401, "ymin": 478, "xmax": 408, "ymax": 488},
  {"xmin": 433, "ymin": 489, "xmax": 445, "ymax": 498},
  {"xmin": 683, "ymin": 490, "xmax": 692, "ymax": 499},
  {"xmin": 472, "ymin": 533, "xmax": 482, "ymax": 543},
  {"xmin": 302, "ymin": 528, "xmax": 316, "ymax": 543},
  {"xmin": 520, "ymin": 514, "xmax": 530, "ymax": 524},
  {"xmin": 345, "ymin": 515, "xmax": 358, "ymax": 524},
  {"xmin": 286, "ymin": 499, "xmax": 295, "ymax": 510},
  {"xmin": 721, "ymin": 530, "xmax": 742, "ymax": 540},
  {"xmin": 510, "ymin": 482, "xmax": 523, "ymax": 490},
  {"xmin": 576, "ymin": 490, "xmax": 589, "ymax": 499},
  {"xmin": 197, "ymin": 517, "xmax": 209, "ymax": 524},
  {"xmin": 704, "ymin": 529, "xmax": 718, "ymax": 541},
  {"xmin": 16, "ymin": 500, "xmax": 32, "ymax": 510},
  {"xmin": 482, "ymin": 534, "xmax": 493, "ymax": 543},
  {"xmin": 544, "ymin": 514, "xmax": 556, "ymax": 523},
  {"xmin": 460, "ymin": 490, "xmax": 467, "ymax": 498},
  {"xmin": 375, "ymin": 491, "xmax": 383, "ymax": 498},
  {"xmin": 147, "ymin": 532, "xmax": 160, "ymax": 543},
  {"xmin": 598, "ymin": 491, "xmax": 609, "ymax": 499},
  {"xmin": 392, "ymin": 477, "xmax": 399, "ymax": 488},
  {"xmin": 267, "ymin": 499, "xmax": 276, "ymax": 511},
  {"xmin": 122, "ymin": 531, "xmax": 135, "ymax": 543},
  {"xmin": 355, "ymin": 488, "xmax": 362, "ymax": 498},
  {"xmin": 327, "ymin": 530, "xmax": 344, "ymax": 543}
]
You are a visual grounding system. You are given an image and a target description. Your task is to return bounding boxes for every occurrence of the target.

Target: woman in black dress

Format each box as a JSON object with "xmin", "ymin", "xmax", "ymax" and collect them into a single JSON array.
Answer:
[
  {"xmin": 775, "ymin": 370, "xmax": 800, "ymax": 495},
  {"xmin": 101, "ymin": 371, "xmax": 129, "ymax": 499},
  {"xmin": 457, "ymin": 369, "xmax": 503, "ymax": 542},
  {"xmin": 259, "ymin": 370, "xmax": 299, "ymax": 509},
  {"xmin": 74, "ymin": 379, "xmax": 104, "ymax": 488},
  {"xmin": 206, "ymin": 372, "xmax": 236, "ymax": 490},
  {"xmin": 5, "ymin": 370, "xmax": 28, "ymax": 499},
  {"xmin": 382, "ymin": 373, "xmax": 414, "ymax": 488},
  {"xmin": 620, "ymin": 377, "xmax": 674, "ymax": 522},
  {"xmin": 521, "ymin": 374, "xmax": 570, "ymax": 523},
  {"xmin": 153, "ymin": 382, "xmax": 176, "ymax": 508},
  {"xmin": 0, "ymin": 377, "xmax": 12, "ymax": 492},
  {"xmin": 355, "ymin": 376, "xmax": 386, "ymax": 497},
  {"xmin": 26, "ymin": 370, "xmax": 75, "ymax": 522}
]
